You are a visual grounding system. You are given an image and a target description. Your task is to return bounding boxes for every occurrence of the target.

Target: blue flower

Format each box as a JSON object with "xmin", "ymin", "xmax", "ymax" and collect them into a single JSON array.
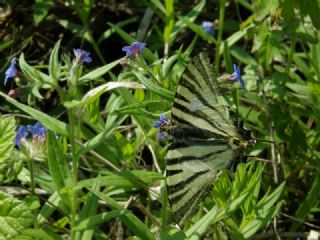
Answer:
[
  {"xmin": 15, "ymin": 125, "xmax": 28, "ymax": 147},
  {"xmin": 122, "ymin": 42, "xmax": 146, "ymax": 56},
  {"xmin": 153, "ymin": 114, "xmax": 168, "ymax": 128},
  {"xmin": 201, "ymin": 21, "xmax": 215, "ymax": 35},
  {"xmin": 231, "ymin": 64, "xmax": 245, "ymax": 89},
  {"xmin": 4, "ymin": 58, "xmax": 17, "ymax": 86},
  {"xmin": 28, "ymin": 122, "xmax": 47, "ymax": 139},
  {"xmin": 73, "ymin": 49, "xmax": 92, "ymax": 64}
]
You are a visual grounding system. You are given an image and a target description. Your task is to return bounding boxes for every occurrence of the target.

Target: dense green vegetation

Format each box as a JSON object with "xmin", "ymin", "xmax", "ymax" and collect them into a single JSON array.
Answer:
[{"xmin": 1, "ymin": 0, "xmax": 320, "ymax": 239}]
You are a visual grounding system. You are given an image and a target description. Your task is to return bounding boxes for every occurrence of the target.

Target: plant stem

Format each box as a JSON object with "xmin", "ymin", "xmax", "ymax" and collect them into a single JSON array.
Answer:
[
  {"xmin": 214, "ymin": 0, "xmax": 226, "ymax": 74},
  {"xmin": 69, "ymin": 108, "xmax": 80, "ymax": 240},
  {"xmin": 28, "ymin": 158, "xmax": 35, "ymax": 194}
]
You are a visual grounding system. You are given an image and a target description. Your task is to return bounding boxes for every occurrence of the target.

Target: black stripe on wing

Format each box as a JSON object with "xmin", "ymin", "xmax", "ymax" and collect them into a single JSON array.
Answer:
[
  {"xmin": 166, "ymin": 149, "xmax": 227, "ymax": 166},
  {"xmin": 166, "ymin": 169, "xmax": 210, "ymax": 193}
]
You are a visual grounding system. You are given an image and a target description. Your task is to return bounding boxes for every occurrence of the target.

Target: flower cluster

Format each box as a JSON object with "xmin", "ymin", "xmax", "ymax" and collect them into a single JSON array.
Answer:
[
  {"xmin": 201, "ymin": 21, "xmax": 215, "ymax": 35},
  {"xmin": 153, "ymin": 114, "xmax": 173, "ymax": 139},
  {"xmin": 15, "ymin": 122, "xmax": 47, "ymax": 148}
]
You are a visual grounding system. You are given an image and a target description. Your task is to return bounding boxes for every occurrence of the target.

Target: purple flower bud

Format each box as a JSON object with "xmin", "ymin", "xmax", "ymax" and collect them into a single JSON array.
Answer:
[
  {"xmin": 73, "ymin": 49, "xmax": 92, "ymax": 64},
  {"xmin": 231, "ymin": 64, "xmax": 245, "ymax": 89},
  {"xmin": 4, "ymin": 58, "xmax": 17, "ymax": 86},
  {"xmin": 153, "ymin": 120, "xmax": 163, "ymax": 128},
  {"xmin": 201, "ymin": 21, "xmax": 215, "ymax": 35}
]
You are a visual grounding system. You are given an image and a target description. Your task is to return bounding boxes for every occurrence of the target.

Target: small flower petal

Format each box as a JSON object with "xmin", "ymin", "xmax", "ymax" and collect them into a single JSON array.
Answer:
[
  {"xmin": 153, "ymin": 120, "xmax": 163, "ymax": 128},
  {"xmin": 201, "ymin": 21, "xmax": 215, "ymax": 35},
  {"xmin": 122, "ymin": 42, "xmax": 146, "ymax": 56},
  {"xmin": 159, "ymin": 114, "xmax": 167, "ymax": 121},
  {"xmin": 4, "ymin": 58, "xmax": 17, "ymax": 86},
  {"xmin": 15, "ymin": 125, "xmax": 28, "ymax": 147}
]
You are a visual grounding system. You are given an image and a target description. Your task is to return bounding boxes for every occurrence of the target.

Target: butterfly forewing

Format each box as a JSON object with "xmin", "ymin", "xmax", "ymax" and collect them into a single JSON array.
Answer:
[{"xmin": 166, "ymin": 53, "xmax": 242, "ymax": 226}]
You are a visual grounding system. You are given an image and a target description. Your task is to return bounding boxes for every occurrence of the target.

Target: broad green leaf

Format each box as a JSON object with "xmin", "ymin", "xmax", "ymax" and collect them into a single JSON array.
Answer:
[
  {"xmin": 0, "ymin": 116, "xmax": 15, "ymax": 163},
  {"xmin": 0, "ymin": 191, "xmax": 33, "ymax": 239},
  {"xmin": 0, "ymin": 92, "xmax": 68, "ymax": 136}
]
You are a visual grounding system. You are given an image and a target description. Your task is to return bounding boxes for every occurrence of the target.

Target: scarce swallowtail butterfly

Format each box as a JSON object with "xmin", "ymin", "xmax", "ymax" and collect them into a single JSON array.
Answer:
[{"xmin": 156, "ymin": 53, "xmax": 254, "ymax": 226}]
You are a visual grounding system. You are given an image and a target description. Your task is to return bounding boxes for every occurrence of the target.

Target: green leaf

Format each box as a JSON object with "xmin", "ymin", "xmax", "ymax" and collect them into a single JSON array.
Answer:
[
  {"xmin": 89, "ymin": 189, "xmax": 156, "ymax": 240},
  {"xmin": 298, "ymin": 0, "xmax": 320, "ymax": 30},
  {"xmin": 47, "ymin": 132, "xmax": 70, "ymax": 191},
  {"xmin": 18, "ymin": 228, "xmax": 62, "ymax": 240},
  {"xmin": 0, "ymin": 116, "xmax": 15, "ymax": 163},
  {"xmin": 170, "ymin": 0, "xmax": 206, "ymax": 41},
  {"xmin": 79, "ymin": 59, "xmax": 120, "ymax": 83},
  {"xmin": 97, "ymin": 18, "xmax": 137, "ymax": 44},
  {"xmin": 178, "ymin": 16, "xmax": 217, "ymax": 44},
  {"xmin": 77, "ymin": 175, "xmax": 101, "ymax": 240},
  {"xmin": 19, "ymin": 53, "xmax": 50, "ymax": 83},
  {"xmin": 63, "ymin": 82, "xmax": 145, "ymax": 108},
  {"xmin": 186, "ymin": 206, "xmax": 227, "ymax": 240},
  {"xmin": 291, "ymin": 172, "xmax": 320, "ymax": 231},
  {"xmin": 49, "ymin": 40, "xmax": 61, "ymax": 84},
  {"xmin": 0, "ymin": 92, "xmax": 68, "ymax": 136},
  {"xmin": 132, "ymin": 72, "xmax": 175, "ymax": 101},
  {"xmin": 164, "ymin": 0, "xmax": 175, "ymax": 44},
  {"xmin": 78, "ymin": 170, "xmax": 163, "ymax": 189},
  {"xmin": 33, "ymin": 0, "xmax": 54, "ymax": 25},
  {"xmin": 0, "ymin": 191, "xmax": 33, "ymax": 239},
  {"xmin": 75, "ymin": 211, "xmax": 120, "ymax": 231}
]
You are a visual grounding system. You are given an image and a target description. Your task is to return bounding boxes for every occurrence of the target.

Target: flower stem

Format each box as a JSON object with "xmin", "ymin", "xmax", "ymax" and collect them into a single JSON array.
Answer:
[
  {"xmin": 214, "ymin": 0, "xmax": 226, "ymax": 75},
  {"xmin": 28, "ymin": 158, "xmax": 35, "ymax": 194},
  {"xmin": 69, "ymin": 108, "xmax": 80, "ymax": 240}
]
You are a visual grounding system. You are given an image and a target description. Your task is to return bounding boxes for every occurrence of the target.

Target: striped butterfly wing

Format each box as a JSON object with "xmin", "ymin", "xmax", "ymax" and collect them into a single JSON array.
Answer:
[{"xmin": 166, "ymin": 53, "xmax": 242, "ymax": 226}]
